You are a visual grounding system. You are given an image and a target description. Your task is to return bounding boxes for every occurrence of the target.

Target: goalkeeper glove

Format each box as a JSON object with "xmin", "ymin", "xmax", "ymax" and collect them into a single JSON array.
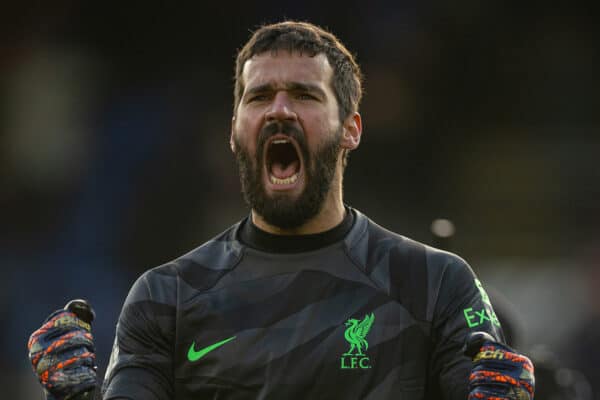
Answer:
[
  {"xmin": 465, "ymin": 331, "xmax": 535, "ymax": 400},
  {"xmin": 28, "ymin": 300, "xmax": 97, "ymax": 400}
]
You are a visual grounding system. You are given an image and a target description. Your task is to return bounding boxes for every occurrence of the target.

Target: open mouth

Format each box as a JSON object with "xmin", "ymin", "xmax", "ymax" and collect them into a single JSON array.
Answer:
[{"xmin": 265, "ymin": 135, "xmax": 303, "ymax": 187}]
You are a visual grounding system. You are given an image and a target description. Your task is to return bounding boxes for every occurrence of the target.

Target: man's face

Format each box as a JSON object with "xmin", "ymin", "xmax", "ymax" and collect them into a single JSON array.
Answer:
[{"xmin": 231, "ymin": 52, "xmax": 343, "ymax": 229}]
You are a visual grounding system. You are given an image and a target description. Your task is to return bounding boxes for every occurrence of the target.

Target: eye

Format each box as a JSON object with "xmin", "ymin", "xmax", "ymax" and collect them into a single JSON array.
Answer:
[
  {"xmin": 247, "ymin": 94, "xmax": 268, "ymax": 103},
  {"xmin": 297, "ymin": 93, "xmax": 318, "ymax": 101}
]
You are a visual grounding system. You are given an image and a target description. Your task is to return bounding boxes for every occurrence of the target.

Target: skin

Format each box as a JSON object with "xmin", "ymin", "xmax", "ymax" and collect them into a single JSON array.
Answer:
[{"xmin": 231, "ymin": 51, "xmax": 362, "ymax": 235}]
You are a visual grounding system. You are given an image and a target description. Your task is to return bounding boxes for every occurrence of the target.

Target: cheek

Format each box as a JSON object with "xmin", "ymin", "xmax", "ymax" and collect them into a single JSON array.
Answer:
[
  {"xmin": 234, "ymin": 112, "xmax": 261, "ymax": 155},
  {"xmin": 301, "ymin": 112, "xmax": 340, "ymax": 148}
]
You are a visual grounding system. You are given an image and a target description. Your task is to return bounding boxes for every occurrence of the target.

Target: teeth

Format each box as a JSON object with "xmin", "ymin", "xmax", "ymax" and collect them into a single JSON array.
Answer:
[
  {"xmin": 272, "ymin": 139, "xmax": 289, "ymax": 144},
  {"xmin": 270, "ymin": 173, "xmax": 298, "ymax": 185}
]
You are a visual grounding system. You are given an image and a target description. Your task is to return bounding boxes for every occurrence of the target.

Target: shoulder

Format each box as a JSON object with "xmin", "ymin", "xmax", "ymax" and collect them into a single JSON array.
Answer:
[
  {"xmin": 171, "ymin": 220, "xmax": 245, "ymax": 291},
  {"xmin": 345, "ymin": 209, "xmax": 474, "ymax": 320},
  {"xmin": 126, "ymin": 220, "xmax": 246, "ymax": 304},
  {"xmin": 346, "ymin": 208, "xmax": 470, "ymax": 275}
]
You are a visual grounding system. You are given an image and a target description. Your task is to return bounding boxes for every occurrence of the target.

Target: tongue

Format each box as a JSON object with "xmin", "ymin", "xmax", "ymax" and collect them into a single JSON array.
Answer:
[{"xmin": 271, "ymin": 160, "xmax": 299, "ymax": 179}]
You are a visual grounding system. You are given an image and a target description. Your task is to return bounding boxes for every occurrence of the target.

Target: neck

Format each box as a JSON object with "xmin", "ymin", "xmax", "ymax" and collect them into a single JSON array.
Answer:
[{"xmin": 252, "ymin": 170, "xmax": 345, "ymax": 235}]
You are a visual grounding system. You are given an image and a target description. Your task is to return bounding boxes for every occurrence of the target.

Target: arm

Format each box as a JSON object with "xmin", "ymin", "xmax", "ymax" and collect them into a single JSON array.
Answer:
[
  {"xmin": 101, "ymin": 266, "xmax": 177, "ymax": 400},
  {"xmin": 427, "ymin": 256, "xmax": 504, "ymax": 399}
]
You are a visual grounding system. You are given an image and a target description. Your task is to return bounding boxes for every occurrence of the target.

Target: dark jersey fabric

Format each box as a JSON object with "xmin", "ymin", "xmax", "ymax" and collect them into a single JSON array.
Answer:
[{"xmin": 101, "ymin": 208, "xmax": 504, "ymax": 399}]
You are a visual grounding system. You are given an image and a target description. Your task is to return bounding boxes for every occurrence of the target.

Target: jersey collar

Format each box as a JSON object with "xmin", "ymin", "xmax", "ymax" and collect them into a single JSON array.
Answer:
[{"xmin": 238, "ymin": 207, "xmax": 355, "ymax": 253}]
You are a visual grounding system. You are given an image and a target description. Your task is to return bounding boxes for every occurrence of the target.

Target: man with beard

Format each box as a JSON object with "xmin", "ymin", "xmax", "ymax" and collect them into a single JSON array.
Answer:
[{"xmin": 28, "ymin": 21, "xmax": 534, "ymax": 400}]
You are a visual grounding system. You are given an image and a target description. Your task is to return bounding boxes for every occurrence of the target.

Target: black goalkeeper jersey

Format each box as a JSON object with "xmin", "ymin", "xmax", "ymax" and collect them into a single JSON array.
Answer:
[{"xmin": 102, "ymin": 208, "xmax": 504, "ymax": 399}]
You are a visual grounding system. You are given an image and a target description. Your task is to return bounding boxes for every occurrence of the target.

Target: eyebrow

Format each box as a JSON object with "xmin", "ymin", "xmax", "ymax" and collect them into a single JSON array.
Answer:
[{"xmin": 245, "ymin": 82, "xmax": 327, "ymax": 98}]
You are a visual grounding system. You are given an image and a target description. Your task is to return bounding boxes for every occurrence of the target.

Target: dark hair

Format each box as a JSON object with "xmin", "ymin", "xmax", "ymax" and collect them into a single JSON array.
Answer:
[{"xmin": 234, "ymin": 21, "xmax": 363, "ymax": 122}]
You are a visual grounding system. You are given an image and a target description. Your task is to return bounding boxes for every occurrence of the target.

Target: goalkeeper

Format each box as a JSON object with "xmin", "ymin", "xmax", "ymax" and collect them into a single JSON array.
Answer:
[{"xmin": 28, "ymin": 20, "xmax": 534, "ymax": 399}]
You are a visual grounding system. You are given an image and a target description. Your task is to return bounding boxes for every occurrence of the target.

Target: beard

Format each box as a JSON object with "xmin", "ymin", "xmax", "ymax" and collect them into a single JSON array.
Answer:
[{"xmin": 234, "ymin": 121, "xmax": 342, "ymax": 230}]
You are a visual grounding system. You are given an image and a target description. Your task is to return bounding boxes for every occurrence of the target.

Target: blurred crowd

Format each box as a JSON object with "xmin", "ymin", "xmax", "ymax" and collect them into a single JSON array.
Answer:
[{"xmin": 1, "ymin": 2, "xmax": 598, "ymax": 399}]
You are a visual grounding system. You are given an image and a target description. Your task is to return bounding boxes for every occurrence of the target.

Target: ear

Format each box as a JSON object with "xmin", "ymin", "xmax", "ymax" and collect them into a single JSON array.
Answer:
[
  {"xmin": 229, "ymin": 116, "xmax": 237, "ymax": 153},
  {"xmin": 340, "ymin": 112, "xmax": 362, "ymax": 150}
]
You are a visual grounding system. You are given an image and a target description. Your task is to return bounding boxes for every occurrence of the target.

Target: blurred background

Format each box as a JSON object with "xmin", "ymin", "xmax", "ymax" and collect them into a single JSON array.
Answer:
[{"xmin": 2, "ymin": 1, "xmax": 598, "ymax": 399}]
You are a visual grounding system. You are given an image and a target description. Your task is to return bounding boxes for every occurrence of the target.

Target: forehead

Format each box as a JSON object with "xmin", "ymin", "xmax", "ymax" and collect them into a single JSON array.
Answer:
[{"xmin": 242, "ymin": 52, "xmax": 333, "ymax": 91}]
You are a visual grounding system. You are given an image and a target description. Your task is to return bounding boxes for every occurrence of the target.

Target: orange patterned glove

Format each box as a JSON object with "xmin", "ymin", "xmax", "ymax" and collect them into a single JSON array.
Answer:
[
  {"xmin": 465, "ymin": 332, "xmax": 535, "ymax": 400},
  {"xmin": 28, "ymin": 302, "xmax": 97, "ymax": 400}
]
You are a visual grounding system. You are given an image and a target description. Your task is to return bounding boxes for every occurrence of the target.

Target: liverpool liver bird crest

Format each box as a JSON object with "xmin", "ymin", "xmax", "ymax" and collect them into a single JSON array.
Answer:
[{"xmin": 343, "ymin": 313, "xmax": 375, "ymax": 356}]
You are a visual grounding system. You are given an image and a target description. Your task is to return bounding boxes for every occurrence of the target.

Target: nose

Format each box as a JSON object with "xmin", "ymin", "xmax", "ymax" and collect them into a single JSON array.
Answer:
[{"xmin": 265, "ymin": 91, "xmax": 297, "ymax": 122}]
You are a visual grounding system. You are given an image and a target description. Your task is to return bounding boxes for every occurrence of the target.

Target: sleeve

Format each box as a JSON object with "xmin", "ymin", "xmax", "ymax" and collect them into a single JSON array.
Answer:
[
  {"xmin": 428, "ymin": 255, "xmax": 505, "ymax": 400},
  {"xmin": 101, "ymin": 266, "xmax": 177, "ymax": 400}
]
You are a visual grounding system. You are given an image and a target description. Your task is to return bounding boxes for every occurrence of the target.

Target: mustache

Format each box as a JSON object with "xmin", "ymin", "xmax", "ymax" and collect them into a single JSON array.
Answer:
[{"xmin": 259, "ymin": 120, "xmax": 305, "ymax": 144}]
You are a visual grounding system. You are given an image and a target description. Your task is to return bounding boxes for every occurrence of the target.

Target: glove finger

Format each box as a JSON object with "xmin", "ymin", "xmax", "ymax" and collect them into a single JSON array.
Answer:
[
  {"xmin": 37, "ymin": 350, "xmax": 95, "ymax": 391},
  {"xmin": 30, "ymin": 330, "xmax": 94, "ymax": 370},
  {"xmin": 36, "ymin": 345, "xmax": 96, "ymax": 377},
  {"xmin": 469, "ymin": 372, "xmax": 534, "ymax": 400},
  {"xmin": 468, "ymin": 386, "xmax": 510, "ymax": 399},
  {"xmin": 44, "ymin": 365, "xmax": 97, "ymax": 397},
  {"xmin": 468, "ymin": 386, "xmax": 532, "ymax": 400},
  {"xmin": 32, "ymin": 311, "xmax": 91, "ymax": 339},
  {"xmin": 40, "ymin": 310, "xmax": 91, "ymax": 334},
  {"xmin": 470, "ymin": 370, "xmax": 521, "ymax": 388},
  {"xmin": 28, "ymin": 311, "xmax": 92, "ymax": 352},
  {"xmin": 474, "ymin": 343, "xmax": 534, "ymax": 372}
]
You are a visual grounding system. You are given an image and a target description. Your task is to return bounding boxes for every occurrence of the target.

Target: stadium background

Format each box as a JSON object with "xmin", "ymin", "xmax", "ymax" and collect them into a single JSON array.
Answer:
[{"xmin": 1, "ymin": 2, "xmax": 598, "ymax": 398}]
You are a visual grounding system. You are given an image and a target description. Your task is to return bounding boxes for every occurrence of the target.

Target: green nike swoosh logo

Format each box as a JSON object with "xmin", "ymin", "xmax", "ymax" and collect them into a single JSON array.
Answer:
[{"xmin": 187, "ymin": 336, "xmax": 236, "ymax": 362}]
